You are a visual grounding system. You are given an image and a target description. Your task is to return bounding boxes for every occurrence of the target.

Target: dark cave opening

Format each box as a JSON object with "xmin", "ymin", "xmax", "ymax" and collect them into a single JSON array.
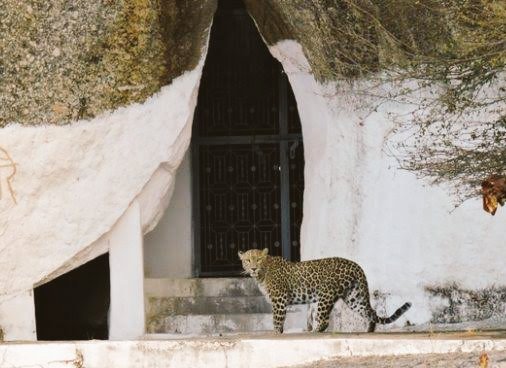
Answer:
[{"xmin": 34, "ymin": 253, "xmax": 110, "ymax": 340}]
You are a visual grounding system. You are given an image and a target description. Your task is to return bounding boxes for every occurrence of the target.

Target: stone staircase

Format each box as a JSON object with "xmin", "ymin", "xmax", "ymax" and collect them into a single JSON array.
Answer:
[{"xmin": 144, "ymin": 278, "xmax": 309, "ymax": 335}]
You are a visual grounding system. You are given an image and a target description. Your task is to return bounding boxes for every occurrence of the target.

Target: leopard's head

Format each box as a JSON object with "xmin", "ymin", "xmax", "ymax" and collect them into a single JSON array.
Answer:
[{"xmin": 238, "ymin": 248, "xmax": 269, "ymax": 278}]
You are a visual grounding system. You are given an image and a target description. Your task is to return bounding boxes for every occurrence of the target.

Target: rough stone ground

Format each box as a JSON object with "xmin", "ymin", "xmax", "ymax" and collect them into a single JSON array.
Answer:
[{"xmin": 288, "ymin": 351, "xmax": 506, "ymax": 368}]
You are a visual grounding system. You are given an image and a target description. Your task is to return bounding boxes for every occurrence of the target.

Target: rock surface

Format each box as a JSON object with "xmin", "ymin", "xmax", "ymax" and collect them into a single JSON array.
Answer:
[
  {"xmin": 244, "ymin": 0, "xmax": 449, "ymax": 80},
  {"xmin": 0, "ymin": 0, "xmax": 216, "ymax": 126}
]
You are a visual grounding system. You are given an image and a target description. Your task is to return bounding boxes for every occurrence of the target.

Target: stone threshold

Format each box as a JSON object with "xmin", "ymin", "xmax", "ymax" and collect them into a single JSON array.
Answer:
[{"xmin": 0, "ymin": 331, "xmax": 505, "ymax": 368}]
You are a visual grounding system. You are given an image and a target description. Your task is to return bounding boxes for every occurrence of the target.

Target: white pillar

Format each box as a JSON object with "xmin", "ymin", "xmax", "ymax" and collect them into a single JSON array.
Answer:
[
  {"xmin": 109, "ymin": 201, "xmax": 145, "ymax": 340},
  {"xmin": 0, "ymin": 290, "xmax": 36, "ymax": 341}
]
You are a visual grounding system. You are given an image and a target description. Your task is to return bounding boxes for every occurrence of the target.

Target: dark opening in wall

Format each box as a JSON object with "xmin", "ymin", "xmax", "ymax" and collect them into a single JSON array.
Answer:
[
  {"xmin": 34, "ymin": 253, "xmax": 110, "ymax": 340},
  {"xmin": 192, "ymin": 0, "xmax": 305, "ymax": 276}
]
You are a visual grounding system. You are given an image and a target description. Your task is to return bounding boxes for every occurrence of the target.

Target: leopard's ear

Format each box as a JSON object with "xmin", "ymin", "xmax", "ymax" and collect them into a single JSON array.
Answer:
[
  {"xmin": 238, "ymin": 250, "xmax": 245, "ymax": 260},
  {"xmin": 262, "ymin": 248, "xmax": 269, "ymax": 256}
]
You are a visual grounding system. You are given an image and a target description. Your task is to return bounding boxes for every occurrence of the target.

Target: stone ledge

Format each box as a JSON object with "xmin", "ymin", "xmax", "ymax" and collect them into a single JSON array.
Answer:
[
  {"xmin": 144, "ymin": 277, "xmax": 263, "ymax": 298},
  {"xmin": 1, "ymin": 332, "xmax": 505, "ymax": 368}
]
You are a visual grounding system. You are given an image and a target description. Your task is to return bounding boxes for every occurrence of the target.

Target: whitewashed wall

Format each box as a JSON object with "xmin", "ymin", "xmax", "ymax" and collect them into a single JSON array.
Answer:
[
  {"xmin": 144, "ymin": 153, "xmax": 193, "ymax": 278},
  {"xmin": 268, "ymin": 40, "xmax": 506, "ymax": 329}
]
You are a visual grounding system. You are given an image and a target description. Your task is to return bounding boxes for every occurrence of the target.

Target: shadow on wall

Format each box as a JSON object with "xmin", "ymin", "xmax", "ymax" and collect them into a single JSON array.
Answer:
[{"xmin": 34, "ymin": 254, "xmax": 110, "ymax": 340}]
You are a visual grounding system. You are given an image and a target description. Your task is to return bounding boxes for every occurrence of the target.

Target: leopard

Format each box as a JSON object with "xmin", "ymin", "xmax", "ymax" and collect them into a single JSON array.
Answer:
[{"xmin": 238, "ymin": 248, "xmax": 411, "ymax": 333}]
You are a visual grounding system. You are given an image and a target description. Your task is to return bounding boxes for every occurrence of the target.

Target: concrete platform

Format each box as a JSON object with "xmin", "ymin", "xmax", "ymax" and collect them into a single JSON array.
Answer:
[{"xmin": 1, "ymin": 332, "xmax": 506, "ymax": 368}]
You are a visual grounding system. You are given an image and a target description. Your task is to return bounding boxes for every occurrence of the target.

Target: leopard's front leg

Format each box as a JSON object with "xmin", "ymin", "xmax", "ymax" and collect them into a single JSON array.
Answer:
[{"xmin": 270, "ymin": 293, "xmax": 288, "ymax": 333}]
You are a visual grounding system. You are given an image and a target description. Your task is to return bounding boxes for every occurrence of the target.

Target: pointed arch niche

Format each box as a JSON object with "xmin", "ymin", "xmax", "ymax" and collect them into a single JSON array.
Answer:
[{"xmin": 143, "ymin": 0, "xmax": 305, "ymax": 278}]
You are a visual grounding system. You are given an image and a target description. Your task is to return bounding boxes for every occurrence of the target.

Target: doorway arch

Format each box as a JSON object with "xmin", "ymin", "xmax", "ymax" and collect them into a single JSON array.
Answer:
[{"xmin": 192, "ymin": 0, "xmax": 304, "ymax": 276}]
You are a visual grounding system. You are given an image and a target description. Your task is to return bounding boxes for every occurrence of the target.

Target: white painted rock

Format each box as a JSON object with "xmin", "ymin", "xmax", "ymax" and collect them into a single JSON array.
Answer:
[{"xmin": 0, "ymin": 53, "xmax": 207, "ymax": 339}]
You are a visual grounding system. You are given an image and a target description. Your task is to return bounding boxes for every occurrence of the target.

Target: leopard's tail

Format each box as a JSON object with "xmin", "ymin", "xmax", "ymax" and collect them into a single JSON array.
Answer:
[{"xmin": 375, "ymin": 302, "xmax": 412, "ymax": 325}]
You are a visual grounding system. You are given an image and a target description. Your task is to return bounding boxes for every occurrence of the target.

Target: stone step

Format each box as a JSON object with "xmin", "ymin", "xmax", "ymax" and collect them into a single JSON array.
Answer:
[
  {"xmin": 147, "ymin": 295, "xmax": 272, "ymax": 315},
  {"xmin": 145, "ymin": 277, "xmax": 262, "ymax": 298},
  {"xmin": 144, "ymin": 278, "xmax": 373, "ymax": 335},
  {"xmin": 146, "ymin": 306, "xmax": 310, "ymax": 335}
]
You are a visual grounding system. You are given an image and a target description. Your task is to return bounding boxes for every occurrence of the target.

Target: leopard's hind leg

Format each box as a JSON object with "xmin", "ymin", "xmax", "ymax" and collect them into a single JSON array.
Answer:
[
  {"xmin": 344, "ymin": 281, "xmax": 412, "ymax": 332},
  {"xmin": 314, "ymin": 293, "xmax": 339, "ymax": 332},
  {"xmin": 343, "ymin": 281, "xmax": 378, "ymax": 332}
]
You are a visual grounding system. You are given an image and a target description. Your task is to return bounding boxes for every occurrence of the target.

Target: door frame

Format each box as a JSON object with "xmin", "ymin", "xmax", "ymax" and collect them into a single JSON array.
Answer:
[{"xmin": 192, "ymin": 74, "xmax": 302, "ymax": 277}]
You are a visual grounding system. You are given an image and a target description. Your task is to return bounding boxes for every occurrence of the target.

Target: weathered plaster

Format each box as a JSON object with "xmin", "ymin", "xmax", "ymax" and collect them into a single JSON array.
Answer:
[
  {"xmin": 0, "ymin": 290, "xmax": 36, "ymax": 341},
  {"xmin": 427, "ymin": 284, "xmax": 506, "ymax": 325}
]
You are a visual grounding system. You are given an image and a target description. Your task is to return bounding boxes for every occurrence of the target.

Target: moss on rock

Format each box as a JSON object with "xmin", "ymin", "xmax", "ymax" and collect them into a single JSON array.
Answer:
[{"xmin": 0, "ymin": 0, "xmax": 216, "ymax": 126}]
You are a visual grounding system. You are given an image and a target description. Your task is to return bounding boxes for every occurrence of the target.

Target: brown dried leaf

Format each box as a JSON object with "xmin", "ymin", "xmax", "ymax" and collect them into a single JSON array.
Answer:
[
  {"xmin": 479, "ymin": 352, "xmax": 489, "ymax": 368},
  {"xmin": 481, "ymin": 176, "xmax": 506, "ymax": 215}
]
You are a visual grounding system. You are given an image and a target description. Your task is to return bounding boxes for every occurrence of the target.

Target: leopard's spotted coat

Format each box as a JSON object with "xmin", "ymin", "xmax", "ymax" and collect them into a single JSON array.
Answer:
[{"xmin": 238, "ymin": 248, "xmax": 411, "ymax": 333}]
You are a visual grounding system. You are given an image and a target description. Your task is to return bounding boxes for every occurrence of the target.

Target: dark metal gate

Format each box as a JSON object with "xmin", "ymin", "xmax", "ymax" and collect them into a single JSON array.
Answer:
[{"xmin": 192, "ymin": 0, "xmax": 304, "ymax": 276}]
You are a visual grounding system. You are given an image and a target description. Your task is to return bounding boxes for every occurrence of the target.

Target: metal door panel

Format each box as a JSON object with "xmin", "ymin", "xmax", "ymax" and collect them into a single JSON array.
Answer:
[{"xmin": 198, "ymin": 144, "xmax": 282, "ymax": 274}]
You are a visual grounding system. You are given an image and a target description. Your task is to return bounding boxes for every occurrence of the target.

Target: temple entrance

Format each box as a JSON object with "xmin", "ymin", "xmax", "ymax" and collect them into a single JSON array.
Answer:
[{"xmin": 192, "ymin": 0, "xmax": 304, "ymax": 276}]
